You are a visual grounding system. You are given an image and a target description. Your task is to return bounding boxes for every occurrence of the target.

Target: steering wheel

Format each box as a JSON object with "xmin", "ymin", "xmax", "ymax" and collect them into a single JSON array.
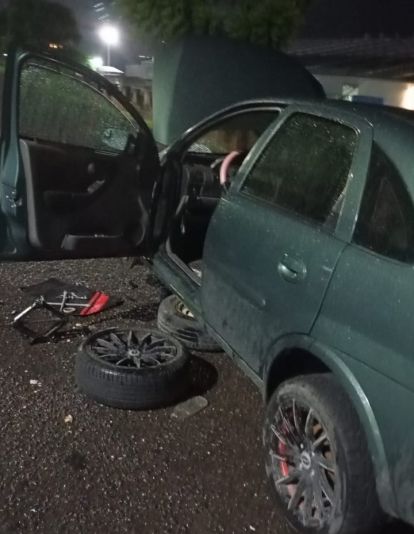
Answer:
[{"xmin": 219, "ymin": 150, "xmax": 241, "ymax": 187}]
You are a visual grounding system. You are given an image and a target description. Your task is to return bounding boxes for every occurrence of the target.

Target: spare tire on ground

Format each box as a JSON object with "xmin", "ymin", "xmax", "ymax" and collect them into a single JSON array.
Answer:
[
  {"xmin": 157, "ymin": 295, "xmax": 221, "ymax": 352},
  {"xmin": 75, "ymin": 327, "xmax": 190, "ymax": 410}
]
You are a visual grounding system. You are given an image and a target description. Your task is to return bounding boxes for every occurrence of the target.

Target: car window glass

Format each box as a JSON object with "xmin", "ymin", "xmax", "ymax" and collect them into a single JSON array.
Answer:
[
  {"xmin": 19, "ymin": 60, "xmax": 138, "ymax": 152},
  {"xmin": 242, "ymin": 113, "xmax": 357, "ymax": 227},
  {"xmin": 188, "ymin": 111, "xmax": 277, "ymax": 154},
  {"xmin": 354, "ymin": 144, "xmax": 414, "ymax": 262}
]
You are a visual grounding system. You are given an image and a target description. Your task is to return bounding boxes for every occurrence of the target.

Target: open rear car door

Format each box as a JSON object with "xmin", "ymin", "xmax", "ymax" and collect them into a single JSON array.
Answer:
[{"xmin": 0, "ymin": 48, "xmax": 161, "ymax": 260}]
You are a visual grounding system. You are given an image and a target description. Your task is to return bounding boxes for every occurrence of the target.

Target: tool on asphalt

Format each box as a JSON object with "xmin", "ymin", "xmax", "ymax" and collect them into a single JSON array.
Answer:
[
  {"xmin": 13, "ymin": 278, "xmax": 122, "ymax": 343},
  {"xmin": 12, "ymin": 296, "xmax": 69, "ymax": 343}
]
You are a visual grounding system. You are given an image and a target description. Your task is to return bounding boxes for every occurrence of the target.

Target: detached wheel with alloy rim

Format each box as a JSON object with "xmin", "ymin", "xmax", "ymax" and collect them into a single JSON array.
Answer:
[
  {"xmin": 75, "ymin": 328, "xmax": 190, "ymax": 410},
  {"xmin": 157, "ymin": 295, "xmax": 221, "ymax": 352},
  {"xmin": 263, "ymin": 374, "xmax": 383, "ymax": 534}
]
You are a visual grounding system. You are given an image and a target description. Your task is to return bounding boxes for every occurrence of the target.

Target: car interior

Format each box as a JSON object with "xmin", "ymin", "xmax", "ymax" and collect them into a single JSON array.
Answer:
[
  {"xmin": 17, "ymin": 58, "xmax": 279, "ymax": 265},
  {"xmin": 18, "ymin": 59, "xmax": 157, "ymax": 258},
  {"xmin": 165, "ymin": 109, "xmax": 280, "ymax": 271}
]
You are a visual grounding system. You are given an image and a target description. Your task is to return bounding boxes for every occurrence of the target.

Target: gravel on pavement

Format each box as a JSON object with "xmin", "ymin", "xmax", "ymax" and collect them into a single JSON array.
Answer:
[{"xmin": 0, "ymin": 258, "xmax": 412, "ymax": 534}]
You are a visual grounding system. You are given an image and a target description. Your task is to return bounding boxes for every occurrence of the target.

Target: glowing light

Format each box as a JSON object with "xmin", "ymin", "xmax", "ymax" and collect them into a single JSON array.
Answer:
[
  {"xmin": 401, "ymin": 85, "xmax": 414, "ymax": 110},
  {"xmin": 98, "ymin": 25, "xmax": 120, "ymax": 66},
  {"xmin": 98, "ymin": 25, "xmax": 120, "ymax": 46},
  {"xmin": 89, "ymin": 56, "xmax": 104, "ymax": 71}
]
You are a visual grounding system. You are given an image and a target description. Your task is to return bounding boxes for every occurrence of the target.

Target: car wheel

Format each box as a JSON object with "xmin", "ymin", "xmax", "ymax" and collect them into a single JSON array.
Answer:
[
  {"xmin": 157, "ymin": 295, "xmax": 221, "ymax": 352},
  {"xmin": 75, "ymin": 327, "xmax": 190, "ymax": 410},
  {"xmin": 263, "ymin": 374, "xmax": 383, "ymax": 534}
]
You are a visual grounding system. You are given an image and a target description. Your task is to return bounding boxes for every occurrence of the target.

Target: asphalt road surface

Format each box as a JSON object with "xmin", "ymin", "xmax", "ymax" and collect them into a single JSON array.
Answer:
[{"xmin": 0, "ymin": 258, "xmax": 412, "ymax": 534}]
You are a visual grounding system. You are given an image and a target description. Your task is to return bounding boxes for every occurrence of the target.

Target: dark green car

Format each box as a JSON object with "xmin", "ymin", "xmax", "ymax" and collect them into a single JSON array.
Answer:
[{"xmin": 1, "ymin": 49, "xmax": 414, "ymax": 534}]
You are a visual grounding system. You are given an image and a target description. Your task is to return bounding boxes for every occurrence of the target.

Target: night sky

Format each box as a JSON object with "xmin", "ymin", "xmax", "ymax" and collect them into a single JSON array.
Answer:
[
  {"xmin": 58, "ymin": 0, "xmax": 151, "ymax": 64},
  {"xmin": 57, "ymin": 0, "xmax": 414, "ymax": 64},
  {"xmin": 303, "ymin": 0, "xmax": 414, "ymax": 38},
  {"xmin": 62, "ymin": 0, "xmax": 414, "ymax": 38}
]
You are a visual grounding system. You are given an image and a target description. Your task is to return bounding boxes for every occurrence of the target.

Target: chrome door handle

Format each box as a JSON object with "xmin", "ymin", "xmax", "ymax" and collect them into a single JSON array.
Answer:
[{"xmin": 278, "ymin": 255, "xmax": 307, "ymax": 283}]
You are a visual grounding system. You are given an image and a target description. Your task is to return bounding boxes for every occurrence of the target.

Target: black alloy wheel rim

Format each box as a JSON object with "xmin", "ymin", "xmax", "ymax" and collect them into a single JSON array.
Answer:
[
  {"xmin": 268, "ymin": 398, "xmax": 339, "ymax": 529},
  {"xmin": 87, "ymin": 330, "xmax": 179, "ymax": 369}
]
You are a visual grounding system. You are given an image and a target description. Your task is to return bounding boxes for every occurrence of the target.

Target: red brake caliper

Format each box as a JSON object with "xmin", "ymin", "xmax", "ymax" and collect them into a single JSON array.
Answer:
[
  {"xmin": 278, "ymin": 433, "xmax": 296, "ymax": 498},
  {"xmin": 279, "ymin": 441, "xmax": 290, "ymax": 477}
]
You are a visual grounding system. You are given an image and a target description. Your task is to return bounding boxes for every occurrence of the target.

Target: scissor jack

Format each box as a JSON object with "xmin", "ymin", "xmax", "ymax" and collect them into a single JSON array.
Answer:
[{"xmin": 12, "ymin": 282, "xmax": 115, "ymax": 343}]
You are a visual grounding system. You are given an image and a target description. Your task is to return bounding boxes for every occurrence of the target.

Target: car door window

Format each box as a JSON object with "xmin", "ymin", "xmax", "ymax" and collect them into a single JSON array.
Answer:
[
  {"xmin": 241, "ymin": 112, "xmax": 357, "ymax": 227},
  {"xmin": 19, "ymin": 59, "xmax": 138, "ymax": 152},
  {"xmin": 188, "ymin": 111, "xmax": 277, "ymax": 154},
  {"xmin": 353, "ymin": 144, "xmax": 414, "ymax": 262}
]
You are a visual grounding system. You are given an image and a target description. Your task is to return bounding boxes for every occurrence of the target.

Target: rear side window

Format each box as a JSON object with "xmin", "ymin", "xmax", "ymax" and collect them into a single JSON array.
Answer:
[
  {"xmin": 241, "ymin": 113, "xmax": 357, "ymax": 227},
  {"xmin": 19, "ymin": 60, "xmax": 138, "ymax": 152},
  {"xmin": 354, "ymin": 145, "xmax": 414, "ymax": 262}
]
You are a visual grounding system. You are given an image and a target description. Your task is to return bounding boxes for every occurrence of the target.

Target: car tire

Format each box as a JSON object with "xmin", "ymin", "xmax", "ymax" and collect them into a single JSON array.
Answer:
[
  {"xmin": 263, "ymin": 373, "xmax": 383, "ymax": 534},
  {"xmin": 157, "ymin": 295, "xmax": 221, "ymax": 352},
  {"xmin": 75, "ymin": 327, "xmax": 191, "ymax": 410}
]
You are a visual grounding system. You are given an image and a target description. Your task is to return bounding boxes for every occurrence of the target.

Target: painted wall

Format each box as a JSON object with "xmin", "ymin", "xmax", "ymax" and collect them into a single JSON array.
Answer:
[{"xmin": 315, "ymin": 74, "xmax": 414, "ymax": 110}]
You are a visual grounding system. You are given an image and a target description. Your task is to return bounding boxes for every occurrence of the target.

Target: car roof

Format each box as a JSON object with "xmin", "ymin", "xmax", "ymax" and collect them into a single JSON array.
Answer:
[
  {"xmin": 224, "ymin": 97, "xmax": 414, "ymax": 188},
  {"xmin": 174, "ymin": 97, "xmax": 414, "ymax": 190},
  {"xmin": 322, "ymin": 99, "xmax": 414, "ymax": 190},
  {"xmin": 202, "ymin": 97, "xmax": 414, "ymax": 134}
]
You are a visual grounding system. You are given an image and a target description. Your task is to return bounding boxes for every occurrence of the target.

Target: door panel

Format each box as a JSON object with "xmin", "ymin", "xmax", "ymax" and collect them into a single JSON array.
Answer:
[
  {"xmin": 21, "ymin": 139, "xmax": 147, "ymax": 255},
  {"xmin": 0, "ymin": 49, "xmax": 160, "ymax": 260},
  {"xmin": 202, "ymin": 195, "xmax": 346, "ymax": 371},
  {"xmin": 201, "ymin": 106, "xmax": 373, "ymax": 373},
  {"xmin": 163, "ymin": 105, "xmax": 282, "ymax": 263}
]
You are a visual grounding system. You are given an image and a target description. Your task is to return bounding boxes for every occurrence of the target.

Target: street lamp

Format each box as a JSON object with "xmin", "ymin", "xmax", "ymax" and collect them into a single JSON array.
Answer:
[{"xmin": 98, "ymin": 24, "xmax": 120, "ymax": 66}]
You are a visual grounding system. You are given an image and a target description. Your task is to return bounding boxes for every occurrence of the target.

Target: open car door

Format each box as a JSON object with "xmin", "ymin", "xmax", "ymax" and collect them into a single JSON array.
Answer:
[{"xmin": 0, "ymin": 48, "xmax": 161, "ymax": 260}]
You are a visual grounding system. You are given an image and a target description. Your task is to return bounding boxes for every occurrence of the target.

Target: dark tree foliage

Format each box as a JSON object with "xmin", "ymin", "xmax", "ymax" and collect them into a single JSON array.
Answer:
[
  {"xmin": 117, "ymin": 0, "xmax": 313, "ymax": 48},
  {"xmin": 0, "ymin": 0, "xmax": 80, "ymax": 50}
]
